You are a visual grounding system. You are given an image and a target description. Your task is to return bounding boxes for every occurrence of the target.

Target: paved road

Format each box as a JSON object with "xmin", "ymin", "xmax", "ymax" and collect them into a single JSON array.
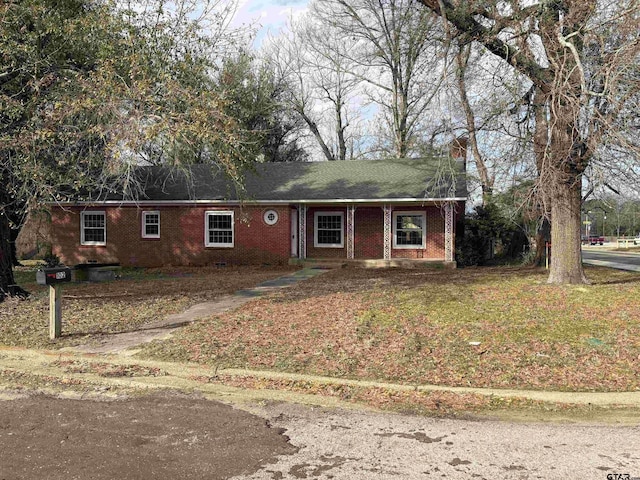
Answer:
[
  {"xmin": 582, "ymin": 248, "xmax": 640, "ymax": 272},
  {"xmin": 235, "ymin": 402, "xmax": 640, "ymax": 480}
]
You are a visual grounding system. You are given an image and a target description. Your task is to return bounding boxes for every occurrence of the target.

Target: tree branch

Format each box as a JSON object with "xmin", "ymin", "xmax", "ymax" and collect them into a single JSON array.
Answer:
[{"xmin": 416, "ymin": 0, "xmax": 552, "ymax": 90}]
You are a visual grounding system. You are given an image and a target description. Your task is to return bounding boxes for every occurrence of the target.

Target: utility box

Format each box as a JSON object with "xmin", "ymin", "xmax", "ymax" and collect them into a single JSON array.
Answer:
[
  {"xmin": 73, "ymin": 263, "xmax": 120, "ymax": 282},
  {"xmin": 36, "ymin": 267, "xmax": 73, "ymax": 286},
  {"xmin": 87, "ymin": 269, "xmax": 116, "ymax": 282}
]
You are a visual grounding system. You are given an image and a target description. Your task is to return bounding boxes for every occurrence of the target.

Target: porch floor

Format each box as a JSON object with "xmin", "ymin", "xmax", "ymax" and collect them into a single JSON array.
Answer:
[{"xmin": 289, "ymin": 258, "xmax": 456, "ymax": 269}]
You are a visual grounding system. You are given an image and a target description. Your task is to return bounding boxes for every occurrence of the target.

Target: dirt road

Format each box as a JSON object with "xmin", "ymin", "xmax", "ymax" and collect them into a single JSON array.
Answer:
[
  {"xmin": 1, "ymin": 388, "xmax": 639, "ymax": 480},
  {"xmin": 0, "ymin": 391, "xmax": 295, "ymax": 480}
]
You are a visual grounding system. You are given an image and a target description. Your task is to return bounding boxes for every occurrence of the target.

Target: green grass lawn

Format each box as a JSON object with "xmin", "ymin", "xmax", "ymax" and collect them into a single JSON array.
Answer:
[{"xmin": 138, "ymin": 266, "xmax": 640, "ymax": 392}]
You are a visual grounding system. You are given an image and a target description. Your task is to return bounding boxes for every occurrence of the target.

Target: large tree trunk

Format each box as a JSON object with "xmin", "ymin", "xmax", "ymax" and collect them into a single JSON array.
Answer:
[
  {"xmin": 547, "ymin": 173, "xmax": 587, "ymax": 284},
  {"xmin": 0, "ymin": 185, "xmax": 29, "ymax": 302},
  {"xmin": 0, "ymin": 209, "xmax": 18, "ymax": 302},
  {"xmin": 413, "ymin": 0, "xmax": 605, "ymax": 285},
  {"xmin": 543, "ymin": 78, "xmax": 589, "ymax": 284}
]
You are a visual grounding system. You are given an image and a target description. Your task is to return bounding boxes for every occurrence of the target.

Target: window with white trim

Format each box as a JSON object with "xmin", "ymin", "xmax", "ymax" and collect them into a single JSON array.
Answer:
[
  {"xmin": 205, "ymin": 211, "xmax": 234, "ymax": 247},
  {"xmin": 314, "ymin": 212, "xmax": 344, "ymax": 248},
  {"xmin": 393, "ymin": 211, "xmax": 426, "ymax": 248},
  {"xmin": 81, "ymin": 211, "xmax": 106, "ymax": 246},
  {"xmin": 142, "ymin": 211, "xmax": 160, "ymax": 239}
]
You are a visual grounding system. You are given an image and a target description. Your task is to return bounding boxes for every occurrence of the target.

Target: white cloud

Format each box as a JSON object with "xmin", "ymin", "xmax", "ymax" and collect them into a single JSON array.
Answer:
[{"xmin": 230, "ymin": 0, "xmax": 309, "ymax": 46}]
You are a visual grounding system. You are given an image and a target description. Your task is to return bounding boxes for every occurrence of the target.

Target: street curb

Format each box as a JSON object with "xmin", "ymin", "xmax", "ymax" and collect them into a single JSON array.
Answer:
[
  {"xmin": 215, "ymin": 367, "xmax": 640, "ymax": 407},
  {"xmin": 1, "ymin": 347, "xmax": 639, "ymax": 409}
]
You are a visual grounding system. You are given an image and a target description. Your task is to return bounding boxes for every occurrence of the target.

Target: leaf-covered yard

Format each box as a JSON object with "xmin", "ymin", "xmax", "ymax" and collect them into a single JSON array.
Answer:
[
  {"xmin": 140, "ymin": 266, "xmax": 640, "ymax": 392},
  {"xmin": 3, "ymin": 264, "xmax": 639, "ymax": 393},
  {"xmin": 1, "ymin": 265, "xmax": 296, "ymax": 349}
]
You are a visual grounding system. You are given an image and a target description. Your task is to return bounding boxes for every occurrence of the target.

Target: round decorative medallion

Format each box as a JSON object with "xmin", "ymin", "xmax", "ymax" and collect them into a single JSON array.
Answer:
[{"xmin": 263, "ymin": 210, "xmax": 279, "ymax": 226}]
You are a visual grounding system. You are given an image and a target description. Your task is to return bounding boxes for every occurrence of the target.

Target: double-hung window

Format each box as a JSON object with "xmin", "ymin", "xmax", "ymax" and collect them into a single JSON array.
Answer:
[
  {"xmin": 81, "ymin": 211, "xmax": 106, "ymax": 246},
  {"xmin": 393, "ymin": 211, "xmax": 426, "ymax": 248},
  {"xmin": 205, "ymin": 211, "xmax": 234, "ymax": 248},
  {"xmin": 314, "ymin": 212, "xmax": 344, "ymax": 248},
  {"xmin": 142, "ymin": 211, "xmax": 160, "ymax": 239}
]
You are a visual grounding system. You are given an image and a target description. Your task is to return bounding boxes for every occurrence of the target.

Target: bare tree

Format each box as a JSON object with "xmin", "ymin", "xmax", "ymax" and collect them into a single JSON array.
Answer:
[
  {"xmin": 416, "ymin": 0, "xmax": 640, "ymax": 284},
  {"xmin": 264, "ymin": 16, "xmax": 365, "ymax": 161},
  {"xmin": 301, "ymin": 22, "xmax": 365, "ymax": 160},
  {"xmin": 314, "ymin": 0, "xmax": 445, "ymax": 158},
  {"xmin": 429, "ymin": 40, "xmax": 530, "ymax": 208},
  {"xmin": 454, "ymin": 44, "xmax": 495, "ymax": 204}
]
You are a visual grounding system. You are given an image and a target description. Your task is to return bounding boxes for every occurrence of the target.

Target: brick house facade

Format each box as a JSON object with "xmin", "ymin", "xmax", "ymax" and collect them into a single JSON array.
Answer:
[{"xmin": 50, "ymin": 156, "xmax": 467, "ymax": 267}]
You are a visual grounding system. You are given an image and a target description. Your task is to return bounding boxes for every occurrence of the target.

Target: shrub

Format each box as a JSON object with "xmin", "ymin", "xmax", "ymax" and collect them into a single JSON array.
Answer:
[{"xmin": 456, "ymin": 204, "xmax": 529, "ymax": 266}]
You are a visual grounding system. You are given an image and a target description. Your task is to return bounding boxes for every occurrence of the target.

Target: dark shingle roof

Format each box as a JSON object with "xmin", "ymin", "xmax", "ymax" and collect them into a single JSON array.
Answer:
[{"xmin": 110, "ymin": 157, "xmax": 466, "ymax": 203}]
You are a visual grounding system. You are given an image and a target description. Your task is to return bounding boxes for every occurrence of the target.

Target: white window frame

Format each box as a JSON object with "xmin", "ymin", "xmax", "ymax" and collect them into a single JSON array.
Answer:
[
  {"xmin": 314, "ymin": 211, "xmax": 344, "ymax": 248},
  {"xmin": 142, "ymin": 211, "xmax": 160, "ymax": 239},
  {"xmin": 205, "ymin": 211, "xmax": 234, "ymax": 248},
  {"xmin": 80, "ymin": 211, "xmax": 106, "ymax": 246},
  {"xmin": 392, "ymin": 211, "xmax": 426, "ymax": 249}
]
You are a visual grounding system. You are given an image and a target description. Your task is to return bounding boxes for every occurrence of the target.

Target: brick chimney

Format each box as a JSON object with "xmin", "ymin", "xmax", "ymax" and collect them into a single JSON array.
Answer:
[{"xmin": 450, "ymin": 137, "xmax": 468, "ymax": 166}]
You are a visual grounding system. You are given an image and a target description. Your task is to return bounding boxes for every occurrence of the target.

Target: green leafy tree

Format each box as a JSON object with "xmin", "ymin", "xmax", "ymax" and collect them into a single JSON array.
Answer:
[
  {"xmin": 217, "ymin": 53, "xmax": 307, "ymax": 163},
  {"xmin": 0, "ymin": 0, "xmax": 251, "ymax": 301}
]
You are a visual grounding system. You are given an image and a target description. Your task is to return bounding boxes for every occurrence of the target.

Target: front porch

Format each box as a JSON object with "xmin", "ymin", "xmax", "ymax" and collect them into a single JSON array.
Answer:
[{"xmin": 291, "ymin": 203, "xmax": 457, "ymax": 265}]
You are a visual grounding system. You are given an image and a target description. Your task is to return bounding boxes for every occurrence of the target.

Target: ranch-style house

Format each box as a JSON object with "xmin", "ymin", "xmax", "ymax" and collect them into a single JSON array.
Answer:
[{"xmin": 50, "ymin": 153, "xmax": 467, "ymax": 268}]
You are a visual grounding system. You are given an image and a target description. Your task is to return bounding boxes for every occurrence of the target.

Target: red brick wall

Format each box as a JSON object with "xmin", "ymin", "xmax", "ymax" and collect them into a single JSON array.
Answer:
[
  {"xmin": 303, "ymin": 205, "xmax": 448, "ymax": 260},
  {"xmin": 50, "ymin": 203, "xmax": 458, "ymax": 266},
  {"xmin": 354, "ymin": 207, "xmax": 384, "ymax": 259},
  {"xmin": 51, "ymin": 205, "xmax": 292, "ymax": 267}
]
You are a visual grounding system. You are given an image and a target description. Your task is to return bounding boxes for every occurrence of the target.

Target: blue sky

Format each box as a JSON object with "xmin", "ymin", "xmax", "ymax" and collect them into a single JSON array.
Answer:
[{"xmin": 231, "ymin": 0, "xmax": 310, "ymax": 45}]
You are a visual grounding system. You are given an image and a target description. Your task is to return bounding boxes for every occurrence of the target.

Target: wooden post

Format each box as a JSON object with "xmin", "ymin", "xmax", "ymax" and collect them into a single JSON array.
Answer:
[{"xmin": 49, "ymin": 285, "xmax": 62, "ymax": 339}]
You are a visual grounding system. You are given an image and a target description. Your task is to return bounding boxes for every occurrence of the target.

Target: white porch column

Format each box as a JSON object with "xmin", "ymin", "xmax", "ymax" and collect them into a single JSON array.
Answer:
[
  {"xmin": 346, "ymin": 205, "xmax": 355, "ymax": 259},
  {"xmin": 383, "ymin": 204, "xmax": 392, "ymax": 260},
  {"xmin": 444, "ymin": 202, "xmax": 454, "ymax": 263},
  {"xmin": 298, "ymin": 204, "xmax": 307, "ymax": 259}
]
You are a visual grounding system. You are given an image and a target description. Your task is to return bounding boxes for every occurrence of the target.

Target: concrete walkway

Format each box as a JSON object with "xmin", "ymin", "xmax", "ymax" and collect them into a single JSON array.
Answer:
[{"xmin": 65, "ymin": 267, "xmax": 329, "ymax": 355}]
